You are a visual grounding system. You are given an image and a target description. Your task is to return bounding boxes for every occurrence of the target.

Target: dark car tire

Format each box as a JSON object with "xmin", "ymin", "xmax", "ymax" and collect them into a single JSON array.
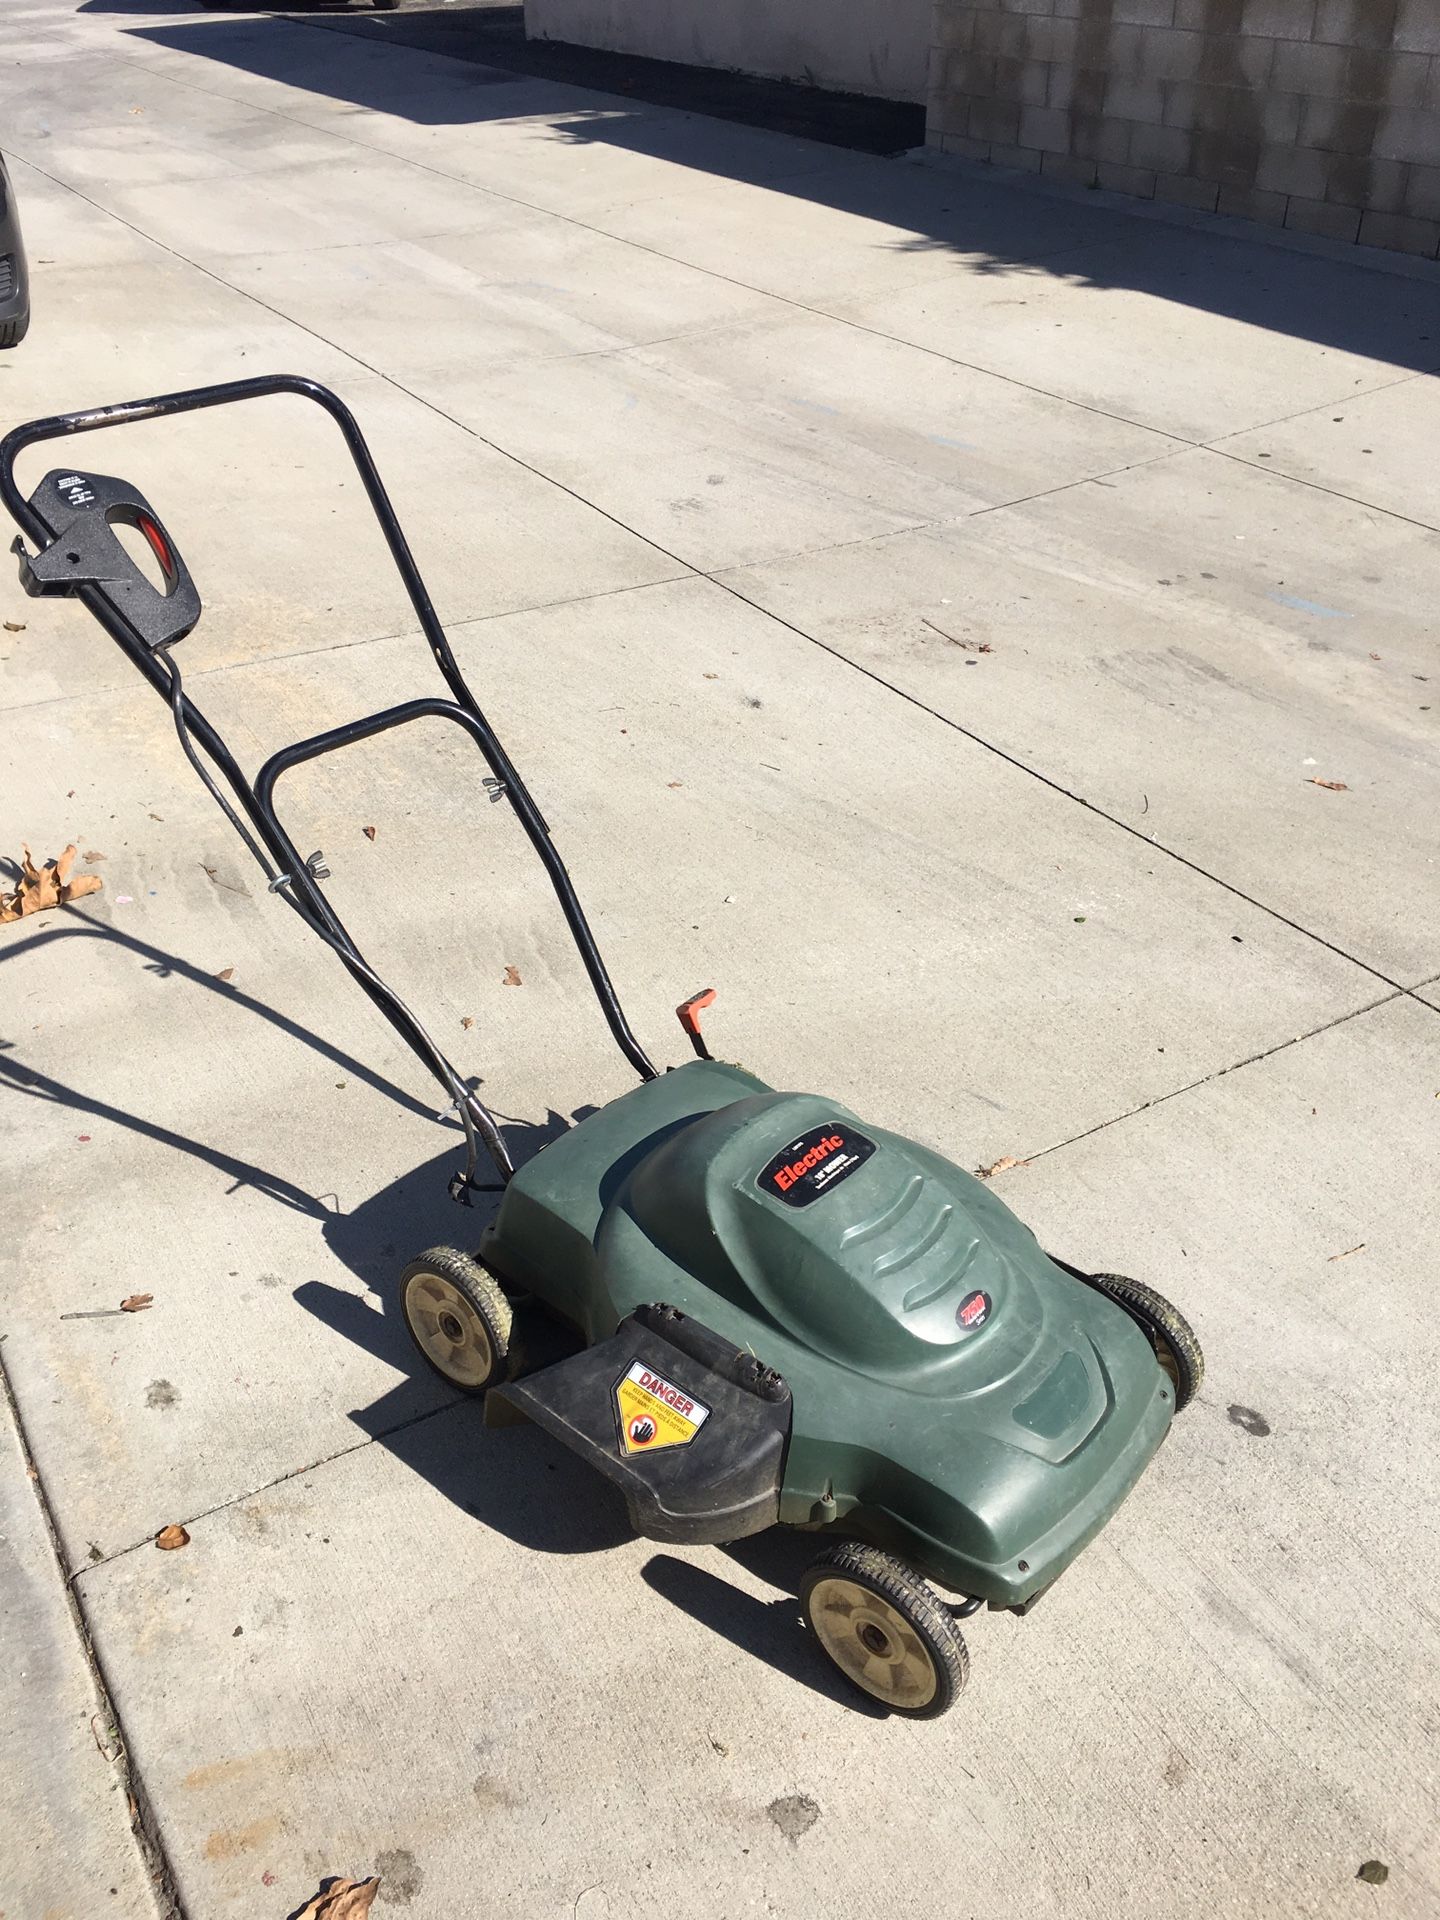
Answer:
[
  {"xmin": 400, "ymin": 1246, "xmax": 513, "ymax": 1394},
  {"xmin": 1084, "ymin": 1271, "xmax": 1204, "ymax": 1412},
  {"xmin": 800, "ymin": 1542, "xmax": 969, "ymax": 1718}
]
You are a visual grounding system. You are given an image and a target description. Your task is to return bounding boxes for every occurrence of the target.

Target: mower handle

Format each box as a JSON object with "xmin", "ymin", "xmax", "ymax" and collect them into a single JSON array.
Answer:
[{"xmin": 0, "ymin": 376, "xmax": 661, "ymax": 1181}]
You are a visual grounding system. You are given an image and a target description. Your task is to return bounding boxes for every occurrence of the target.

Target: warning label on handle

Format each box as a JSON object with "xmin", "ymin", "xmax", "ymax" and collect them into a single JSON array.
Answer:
[{"xmin": 615, "ymin": 1360, "xmax": 710, "ymax": 1455}]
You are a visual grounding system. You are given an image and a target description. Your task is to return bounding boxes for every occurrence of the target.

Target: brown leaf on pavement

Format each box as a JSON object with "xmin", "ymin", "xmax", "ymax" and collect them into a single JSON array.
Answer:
[
  {"xmin": 362, "ymin": 825, "xmax": 377, "ymax": 842},
  {"xmin": 83, "ymin": 850, "xmax": 106, "ymax": 863},
  {"xmin": 154, "ymin": 1524, "xmax": 190, "ymax": 1551},
  {"xmin": 461, "ymin": 1015, "xmax": 475, "ymax": 1029},
  {"xmin": 3, "ymin": 620, "xmax": 25, "ymax": 633},
  {"xmin": 1306, "ymin": 778, "xmax": 1348, "ymax": 791},
  {"xmin": 975, "ymin": 1155, "xmax": 1027, "ymax": 1180},
  {"xmin": 502, "ymin": 965, "xmax": 522, "ymax": 986},
  {"xmin": 291, "ymin": 1877, "xmax": 381, "ymax": 1918},
  {"xmin": 214, "ymin": 967, "xmax": 235, "ymax": 983},
  {"xmin": 0, "ymin": 844, "xmax": 104, "ymax": 922},
  {"xmin": 120, "ymin": 1294, "xmax": 154, "ymax": 1313}
]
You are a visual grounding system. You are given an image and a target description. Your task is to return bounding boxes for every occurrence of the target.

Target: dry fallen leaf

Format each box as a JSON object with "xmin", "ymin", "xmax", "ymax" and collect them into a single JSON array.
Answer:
[
  {"xmin": 975, "ymin": 1155, "xmax": 1027, "ymax": 1180},
  {"xmin": 148, "ymin": 811, "xmax": 163, "ymax": 821},
  {"xmin": 667, "ymin": 780, "xmax": 683, "ymax": 788},
  {"xmin": 83, "ymin": 849, "xmax": 106, "ymax": 863},
  {"xmin": 291, "ymin": 1877, "xmax": 381, "ymax": 1919},
  {"xmin": 1327, "ymin": 1243, "xmax": 1365, "ymax": 1262},
  {"xmin": 362, "ymin": 825, "xmax": 377, "ymax": 842},
  {"xmin": 461, "ymin": 1015, "xmax": 475, "ymax": 1030},
  {"xmin": 214, "ymin": 967, "xmax": 234, "ymax": 983},
  {"xmin": 3, "ymin": 620, "xmax": 24, "ymax": 633},
  {"xmin": 502, "ymin": 964, "xmax": 523, "ymax": 987},
  {"xmin": 0, "ymin": 844, "xmax": 104, "ymax": 922},
  {"xmin": 154, "ymin": 1524, "xmax": 190, "ymax": 1551},
  {"xmin": 120, "ymin": 1293, "xmax": 153, "ymax": 1313},
  {"xmin": 1307, "ymin": 778, "xmax": 1348, "ymax": 791}
]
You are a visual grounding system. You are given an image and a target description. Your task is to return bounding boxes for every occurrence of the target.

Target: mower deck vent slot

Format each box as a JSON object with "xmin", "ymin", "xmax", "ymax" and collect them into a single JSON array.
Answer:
[
  {"xmin": 0, "ymin": 255, "xmax": 13, "ymax": 300},
  {"xmin": 840, "ymin": 1174, "xmax": 922, "ymax": 1248},
  {"xmin": 873, "ymin": 1201, "xmax": 952, "ymax": 1279}
]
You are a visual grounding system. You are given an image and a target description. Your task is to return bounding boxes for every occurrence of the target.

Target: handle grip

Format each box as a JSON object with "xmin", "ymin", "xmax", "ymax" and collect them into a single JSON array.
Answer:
[{"xmin": 14, "ymin": 465, "xmax": 200, "ymax": 650}]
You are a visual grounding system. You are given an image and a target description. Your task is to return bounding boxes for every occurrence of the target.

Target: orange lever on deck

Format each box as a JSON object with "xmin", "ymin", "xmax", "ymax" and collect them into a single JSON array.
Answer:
[{"xmin": 676, "ymin": 988, "xmax": 717, "ymax": 1060}]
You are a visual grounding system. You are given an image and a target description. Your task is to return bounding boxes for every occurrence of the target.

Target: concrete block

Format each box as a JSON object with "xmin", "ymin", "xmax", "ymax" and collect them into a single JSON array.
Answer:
[
  {"xmin": 1199, "ymin": 31, "xmax": 1278, "ymax": 87},
  {"xmin": 996, "ymin": 0, "xmax": 1056, "ymax": 13},
  {"xmin": 1105, "ymin": 73, "xmax": 1166, "ymax": 122},
  {"xmin": 1174, "ymin": 0, "xmax": 1243, "ymax": 23},
  {"xmin": 991, "ymin": 54, "xmax": 1053, "ymax": 104},
  {"xmin": 1097, "ymin": 159, "xmax": 1160, "ymax": 196},
  {"xmin": 1072, "ymin": 111, "xmax": 1142, "ymax": 164},
  {"xmin": 989, "ymin": 140, "xmax": 1046, "ymax": 171},
  {"xmin": 1237, "ymin": 0, "xmax": 1319, "ymax": 35},
  {"xmin": 1374, "ymin": 105, "xmax": 1440, "ymax": 165},
  {"xmin": 1403, "ymin": 159, "xmax": 1440, "ymax": 218},
  {"xmin": 1255, "ymin": 142, "xmax": 1332, "ymax": 199},
  {"xmin": 938, "ymin": 48, "xmax": 995, "ymax": 102},
  {"xmin": 1314, "ymin": 0, "xmax": 1399, "ymax": 48},
  {"xmin": 1018, "ymin": 102, "xmax": 1073, "ymax": 152},
  {"xmin": 934, "ymin": 4, "xmax": 980, "ymax": 51},
  {"xmin": 1217, "ymin": 182, "xmax": 1289, "ymax": 224},
  {"xmin": 972, "ymin": 10, "xmax": 1032, "ymax": 57},
  {"xmin": 1282, "ymin": 194, "xmax": 1362, "ymax": 241},
  {"xmin": 1192, "ymin": 128, "xmax": 1262, "ymax": 186},
  {"xmin": 1358, "ymin": 207, "xmax": 1440, "ymax": 252},
  {"xmin": 1257, "ymin": 90, "xmax": 1304, "ymax": 143},
  {"xmin": 1164, "ymin": 80, "xmax": 1237, "ymax": 133},
  {"xmin": 1345, "ymin": 47, "xmax": 1430, "ymax": 104},
  {"xmin": 1270, "ymin": 38, "xmax": 1348, "ymax": 99},
  {"xmin": 1076, "ymin": 19, "xmax": 1144, "ymax": 73},
  {"xmin": 939, "ymin": 130, "xmax": 993, "ymax": 160},
  {"xmin": 1047, "ymin": 62, "xmax": 1078, "ymax": 108},
  {"xmin": 1395, "ymin": 0, "xmax": 1440, "ymax": 54},
  {"xmin": 1297, "ymin": 95, "xmax": 1380, "ymax": 154},
  {"xmin": 1137, "ymin": 25, "xmax": 1205, "ymax": 80},
  {"xmin": 968, "ymin": 95, "xmax": 1023, "ymax": 144},
  {"xmin": 1325, "ymin": 154, "xmax": 1410, "ymax": 209},
  {"xmin": 932, "ymin": 85, "xmax": 979, "ymax": 139},
  {"xmin": 1112, "ymin": 0, "xmax": 1176, "ymax": 24},
  {"xmin": 1155, "ymin": 169, "xmax": 1221, "ymax": 209},
  {"xmin": 1027, "ymin": 16, "xmax": 1079, "ymax": 62},
  {"xmin": 1129, "ymin": 120, "xmax": 1194, "ymax": 172},
  {"xmin": 1041, "ymin": 149, "xmax": 1099, "ymax": 185}
]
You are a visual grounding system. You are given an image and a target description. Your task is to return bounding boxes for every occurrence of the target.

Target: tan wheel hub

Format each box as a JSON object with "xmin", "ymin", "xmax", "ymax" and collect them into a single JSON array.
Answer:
[
  {"xmin": 403, "ymin": 1270, "xmax": 495, "ymax": 1388},
  {"xmin": 806, "ymin": 1576, "xmax": 939, "ymax": 1710}
]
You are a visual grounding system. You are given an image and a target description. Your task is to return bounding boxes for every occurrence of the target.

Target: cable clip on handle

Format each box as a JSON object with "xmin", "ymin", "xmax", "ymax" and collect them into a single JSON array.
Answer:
[{"xmin": 12, "ymin": 467, "xmax": 200, "ymax": 651}]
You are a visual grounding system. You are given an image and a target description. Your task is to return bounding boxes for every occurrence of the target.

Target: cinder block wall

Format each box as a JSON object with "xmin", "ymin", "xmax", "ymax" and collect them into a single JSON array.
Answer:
[{"xmin": 928, "ymin": 1, "xmax": 1440, "ymax": 257}]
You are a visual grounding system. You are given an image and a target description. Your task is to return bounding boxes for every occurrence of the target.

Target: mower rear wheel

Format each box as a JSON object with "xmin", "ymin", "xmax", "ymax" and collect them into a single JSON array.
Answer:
[
  {"xmin": 1086, "ymin": 1272, "xmax": 1204, "ymax": 1412},
  {"xmin": 400, "ymin": 1246, "xmax": 512, "ymax": 1394},
  {"xmin": 800, "ymin": 1542, "xmax": 969, "ymax": 1718}
]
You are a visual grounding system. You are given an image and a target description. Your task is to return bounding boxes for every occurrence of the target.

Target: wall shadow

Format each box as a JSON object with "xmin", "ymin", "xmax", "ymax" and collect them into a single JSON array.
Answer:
[{"xmin": 98, "ymin": 5, "xmax": 1440, "ymax": 369}]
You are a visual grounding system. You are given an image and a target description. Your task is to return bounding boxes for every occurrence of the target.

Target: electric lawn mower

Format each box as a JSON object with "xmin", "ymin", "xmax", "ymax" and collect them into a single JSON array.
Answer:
[{"xmin": 2, "ymin": 376, "xmax": 1204, "ymax": 1718}]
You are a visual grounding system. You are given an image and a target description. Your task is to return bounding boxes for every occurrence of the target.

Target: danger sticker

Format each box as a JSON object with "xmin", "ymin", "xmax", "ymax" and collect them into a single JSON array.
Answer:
[{"xmin": 615, "ymin": 1361, "xmax": 710, "ymax": 1455}]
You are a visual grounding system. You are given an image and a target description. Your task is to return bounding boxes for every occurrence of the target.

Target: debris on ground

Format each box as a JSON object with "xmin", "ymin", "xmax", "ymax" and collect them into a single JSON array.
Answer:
[
  {"xmin": 291, "ymin": 1876, "xmax": 381, "ymax": 1918},
  {"xmin": 0, "ymin": 844, "xmax": 104, "ymax": 922},
  {"xmin": 461, "ymin": 1015, "xmax": 475, "ymax": 1029},
  {"xmin": 362, "ymin": 825, "xmax": 377, "ymax": 841},
  {"xmin": 1356, "ymin": 1860, "xmax": 1389, "ymax": 1886},
  {"xmin": 502, "ymin": 964, "xmax": 523, "ymax": 986},
  {"xmin": 154, "ymin": 1524, "xmax": 190, "ymax": 1551},
  {"xmin": 214, "ymin": 967, "xmax": 235, "ymax": 983},
  {"xmin": 1307, "ymin": 778, "xmax": 1348, "ymax": 792},
  {"xmin": 975, "ymin": 1155, "xmax": 1027, "ymax": 1180},
  {"xmin": 3, "ymin": 619, "xmax": 25, "ymax": 633},
  {"xmin": 120, "ymin": 1294, "xmax": 154, "ymax": 1313},
  {"xmin": 1327, "ymin": 1243, "xmax": 1365, "ymax": 1262}
]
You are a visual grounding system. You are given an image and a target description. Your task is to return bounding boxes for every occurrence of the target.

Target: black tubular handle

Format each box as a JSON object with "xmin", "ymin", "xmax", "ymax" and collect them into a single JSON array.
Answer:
[{"xmin": 0, "ymin": 376, "xmax": 658, "ymax": 1164}]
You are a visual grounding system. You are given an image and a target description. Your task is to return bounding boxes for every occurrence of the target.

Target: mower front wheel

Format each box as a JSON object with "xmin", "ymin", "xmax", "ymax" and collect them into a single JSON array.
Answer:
[
  {"xmin": 1086, "ymin": 1272, "xmax": 1204, "ymax": 1412},
  {"xmin": 400, "ymin": 1246, "xmax": 513, "ymax": 1394},
  {"xmin": 800, "ymin": 1542, "xmax": 969, "ymax": 1718}
]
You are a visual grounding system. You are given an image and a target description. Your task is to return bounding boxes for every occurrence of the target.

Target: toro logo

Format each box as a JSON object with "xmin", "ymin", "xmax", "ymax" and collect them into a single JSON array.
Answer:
[
  {"xmin": 956, "ymin": 1289, "xmax": 992, "ymax": 1331},
  {"xmin": 757, "ymin": 1122, "xmax": 877, "ymax": 1210}
]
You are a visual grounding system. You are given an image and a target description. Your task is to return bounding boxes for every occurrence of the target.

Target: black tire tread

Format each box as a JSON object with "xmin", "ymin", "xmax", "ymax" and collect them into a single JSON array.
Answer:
[
  {"xmin": 800, "ymin": 1540, "xmax": 969, "ymax": 1718},
  {"xmin": 1085, "ymin": 1271, "xmax": 1204, "ymax": 1412}
]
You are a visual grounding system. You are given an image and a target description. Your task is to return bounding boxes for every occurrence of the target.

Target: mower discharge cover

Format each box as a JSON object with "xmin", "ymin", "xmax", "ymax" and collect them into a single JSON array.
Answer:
[{"xmin": 483, "ymin": 1060, "xmax": 1173, "ymax": 1609}]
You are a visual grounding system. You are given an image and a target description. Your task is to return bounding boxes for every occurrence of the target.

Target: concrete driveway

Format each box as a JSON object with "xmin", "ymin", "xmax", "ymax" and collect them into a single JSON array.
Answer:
[{"xmin": 2, "ymin": 4, "xmax": 1438, "ymax": 1916}]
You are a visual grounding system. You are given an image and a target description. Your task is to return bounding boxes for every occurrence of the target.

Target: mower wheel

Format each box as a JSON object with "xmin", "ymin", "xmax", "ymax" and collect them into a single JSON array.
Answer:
[
  {"xmin": 1086, "ymin": 1272, "xmax": 1204, "ymax": 1412},
  {"xmin": 400, "ymin": 1246, "xmax": 513, "ymax": 1394},
  {"xmin": 800, "ymin": 1542, "xmax": 969, "ymax": 1718}
]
